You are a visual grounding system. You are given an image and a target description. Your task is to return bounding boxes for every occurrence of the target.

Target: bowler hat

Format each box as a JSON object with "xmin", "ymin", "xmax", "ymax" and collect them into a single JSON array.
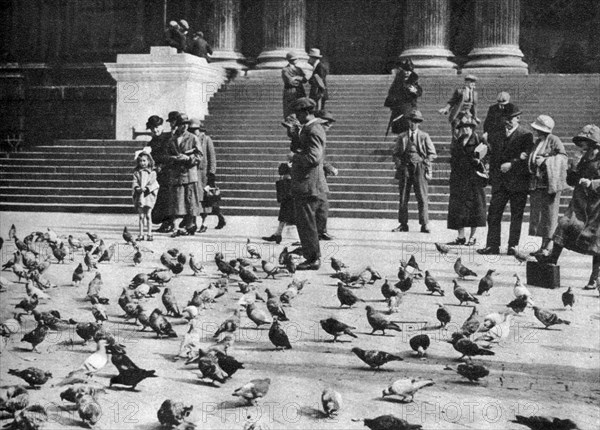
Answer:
[
  {"xmin": 530, "ymin": 115, "xmax": 555, "ymax": 134},
  {"xmin": 496, "ymin": 91, "xmax": 510, "ymax": 104},
  {"xmin": 286, "ymin": 51, "xmax": 299, "ymax": 61},
  {"xmin": 502, "ymin": 104, "xmax": 522, "ymax": 118},
  {"xmin": 167, "ymin": 111, "xmax": 180, "ymax": 123},
  {"xmin": 179, "ymin": 19, "xmax": 189, "ymax": 30},
  {"xmin": 176, "ymin": 113, "xmax": 190, "ymax": 126},
  {"xmin": 188, "ymin": 118, "xmax": 205, "ymax": 130},
  {"xmin": 292, "ymin": 97, "xmax": 316, "ymax": 112},
  {"xmin": 406, "ymin": 110, "xmax": 424, "ymax": 122},
  {"xmin": 464, "ymin": 74, "xmax": 478, "ymax": 82},
  {"xmin": 308, "ymin": 48, "xmax": 322, "ymax": 58},
  {"xmin": 573, "ymin": 124, "xmax": 600, "ymax": 146},
  {"xmin": 316, "ymin": 110, "xmax": 335, "ymax": 123},
  {"xmin": 146, "ymin": 115, "xmax": 163, "ymax": 130}
]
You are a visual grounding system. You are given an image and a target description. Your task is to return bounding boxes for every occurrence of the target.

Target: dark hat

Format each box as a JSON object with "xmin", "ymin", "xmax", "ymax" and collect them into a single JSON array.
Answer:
[
  {"xmin": 194, "ymin": 31, "xmax": 204, "ymax": 38},
  {"xmin": 292, "ymin": 97, "xmax": 316, "ymax": 112},
  {"xmin": 502, "ymin": 104, "xmax": 522, "ymax": 118},
  {"xmin": 457, "ymin": 117, "xmax": 477, "ymax": 128},
  {"xmin": 188, "ymin": 117, "xmax": 206, "ymax": 131},
  {"xmin": 399, "ymin": 58, "xmax": 414, "ymax": 72},
  {"xmin": 167, "ymin": 111, "xmax": 180, "ymax": 123},
  {"xmin": 145, "ymin": 115, "xmax": 163, "ymax": 130},
  {"xmin": 316, "ymin": 110, "xmax": 335, "ymax": 123},
  {"xmin": 406, "ymin": 110, "xmax": 424, "ymax": 122},
  {"xmin": 176, "ymin": 113, "xmax": 190, "ymax": 126},
  {"xmin": 573, "ymin": 124, "xmax": 600, "ymax": 146},
  {"xmin": 464, "ymin": 74, "xmax": 478, "ymax": 82},
  {"xmin": 286, "ymin": 51, "xmax": 299, "ymax": 61}
]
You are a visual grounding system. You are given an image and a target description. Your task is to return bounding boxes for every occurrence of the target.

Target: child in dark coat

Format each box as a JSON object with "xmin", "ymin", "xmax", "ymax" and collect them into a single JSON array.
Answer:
[{"xmin": 262, "ymin": 152, "xmax": 296, "ymax": 244}]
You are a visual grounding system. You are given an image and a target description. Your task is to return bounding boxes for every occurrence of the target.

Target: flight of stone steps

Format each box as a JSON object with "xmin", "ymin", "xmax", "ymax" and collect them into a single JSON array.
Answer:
[{"xmin": 1, "ymin": 74, "xmax": 598, "ymax": 220}]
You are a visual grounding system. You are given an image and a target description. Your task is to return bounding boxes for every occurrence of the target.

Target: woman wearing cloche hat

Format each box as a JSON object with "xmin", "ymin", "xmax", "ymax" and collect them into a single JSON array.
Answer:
[
  {"xmin": 536, "ymin": 124, "xmax": 600, "ymax": 291},
  {"xmin": 527, "ymin": 114, "xmax": 568, "ymax": 257}
]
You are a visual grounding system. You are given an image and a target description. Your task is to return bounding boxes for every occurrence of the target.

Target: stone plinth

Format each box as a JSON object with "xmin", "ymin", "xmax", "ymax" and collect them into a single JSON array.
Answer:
[{"xmin": 104, "ymin": 46, "xmax": 226, "ymax": 140}]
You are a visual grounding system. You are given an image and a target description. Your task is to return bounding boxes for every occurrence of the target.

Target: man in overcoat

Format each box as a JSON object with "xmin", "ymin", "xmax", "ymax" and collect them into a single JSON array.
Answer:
[
  {"xmin": 392, "ymin": 110, "xmax": 436, "ymax": 233},
  {"xmin": 477, "ymin": 105, "xmax": 534, "ymax": 255},
  {"xmin": 439, "ymin": 74, "xmax": 480, "ymax": 137},
  {"xmin": 282, "ymin": 52, "xmax": 307, "ymax": 118},
  {"xmin": 188, "ymin": 31, "xmax": 213, "ymax": 60},
  {"xmin": 483, "ymin": 92, "xmax": 513, "ymax": 144},
  {"xmin": 308, "ymin": 48, "xmax": 329, "ymax": 111},
  {"xmin": 290, "ymin": 98, "xmax": 328, "ymax": 270},
  {"xmin": 384, "ymin": 59, "xmax": 422, "ymax": 135}
]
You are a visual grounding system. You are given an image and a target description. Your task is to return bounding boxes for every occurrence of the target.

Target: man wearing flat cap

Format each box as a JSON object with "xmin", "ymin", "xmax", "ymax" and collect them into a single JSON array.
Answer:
[
  {"xmin": 392, "ymin": 110, "xmax": 436, "ymax": 233},
  {"xmin": 439, "ymin": 74, "xmax": 481, "ymax": 137},
  {"xmin": 478, "ymin": 104, "xmax": 534, "ymax": 255},
  {"xmin": 385, "ymin": 58, "xmax": 422, "ymax": 135},
  {"xmin": 308, "ymin": 48, "xmax": 329, "ymax": 111},
  {"xmin": 282, "ymin": 51, "xmax": 307, "ymax": 118},
  {"xmin": 290, "ymin": 97, "xmax": 328, "ymax": 270}
]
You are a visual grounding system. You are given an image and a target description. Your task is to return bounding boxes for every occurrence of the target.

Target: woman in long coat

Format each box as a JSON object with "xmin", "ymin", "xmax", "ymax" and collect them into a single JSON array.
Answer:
[
  {"xmin": 536, "ymin": 124, "xmax": 600, "ymax": 290},
  {"xmin": 145, "ymin": 115, "xmax": 173, "ymax": 232},
  {"xmin": 446, "ymin": 118, "xmax": 489, "ymax": 246}
]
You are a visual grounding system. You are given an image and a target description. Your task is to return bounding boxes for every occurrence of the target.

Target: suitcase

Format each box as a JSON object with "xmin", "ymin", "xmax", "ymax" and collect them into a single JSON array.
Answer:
[{"xmin": 526, "ymin": 261, "xmax": 560, "ymax": 289}]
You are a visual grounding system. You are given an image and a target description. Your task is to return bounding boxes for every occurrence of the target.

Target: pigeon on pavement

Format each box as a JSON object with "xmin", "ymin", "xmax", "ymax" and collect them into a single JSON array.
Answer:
[
  {"xmin": 351, "ymin": 347, "xmax": 403, "ymax": 369},
  {"xmin": 366, "ymin": 306, "xmax": 402, "ymax": 335},
  {"xmin": 454, "ymin": 258, "xmax": 477, "ymax": 279},
  {"xmin": 409, "ymin": 334, "xmax": 430, "ymax": 357},
  {"xmin": 477, "ymin": 269, "xmax": 495, "ymax": 295},
  {"xmin": 8, "ymin": 368, "xmax": 52, "ymax": 388},
  {"xmin": 382, "ymin": 378, "xmax": 434, "ymax": 402},
  {"xmin": 320, "ymin": 318, "xmax": 357, "ymax": 342},
  {"xmin": 424, "ymin": 271, "xmax": 445, "ymax": 296},
  {"xmin": 533, "ymin": 306, "xmax": 571, "ymax": 329},
  {"xmin": 321, "ymin": 388, "xmax": 342, "ymax": 418},
  {"xmin": 453, "ymin": 280, "xmax": 479, "ymax": 305},
  {"xmin": 232, "ymin": 378, "xmax": 271, "ymax": 406},
  {"xmin": 436, "ymin": 304, "xmax": 451, "ymax": 327},
  {"xmin": 337, "ymin": 283, "xmax": 365, "ymax": 308}
]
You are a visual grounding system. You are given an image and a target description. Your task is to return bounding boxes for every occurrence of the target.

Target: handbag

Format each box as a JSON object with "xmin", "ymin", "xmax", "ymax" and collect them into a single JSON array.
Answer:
[
  {"xmin": 275, "ymin": 178, "xmax": 292, "ymax": 203},
  {"xmin": 203, "ymin": 186, "xmax": 221, "ymax": 206}
]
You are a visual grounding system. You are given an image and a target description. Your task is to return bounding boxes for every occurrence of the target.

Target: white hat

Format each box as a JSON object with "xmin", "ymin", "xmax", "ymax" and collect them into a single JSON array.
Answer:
[{"xmin": 530, "ymin": 115, "xmax": 555, "ymax": 133}]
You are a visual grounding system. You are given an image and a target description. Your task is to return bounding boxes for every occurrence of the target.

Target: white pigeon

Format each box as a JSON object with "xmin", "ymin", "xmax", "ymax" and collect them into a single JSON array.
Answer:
[
  {"xmin": 474, "ymin": 314, "xmax": 513, "ymax": 344},
  {"xmin": 476, "ymin": 311, "xmax": 509, "ymax": 333},
  {"xmin": 382, "ymin": 378, "xmax": 435, "ymax": 402},
  {"xmin": 321, "ymin": 388, "xmax": 342, "ymax": 417},
  {"xmin": 25, "ymin": 280, "xmax": 50, "ymax": 300},
  {"xmin": 181, "ymin": 305, "xmax": 199, "ymax": 320},
  {"xmin": 513, "ymin": 274, "xmax": 532, "ymax": 299},
  {"xmin": 79, "ymin": 339, "xmax": 108, "ymax": 373}
]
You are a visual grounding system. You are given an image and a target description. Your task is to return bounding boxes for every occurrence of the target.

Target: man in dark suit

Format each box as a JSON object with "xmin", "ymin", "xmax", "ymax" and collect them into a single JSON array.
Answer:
[
  {"xmin": 187, "ymin": 31, "xmax": 213, "ymax": 60},
  {"xmin": 439, "ymin": 74, "xmax": 480, "ymax": 137},
  {"xmin": 478, "ymin": 105, "xmax": 534, "ymax": 255},
  {"xmin": 290, "ymin": 98, "xmax": 329, "ymax": 270},
  {"xmin": 483, "ymin": 92, "xmax": 512, "ymax": 140},
  {"xmin": 384, "ymin": 58, "xmax": 422, "ymax": 135},
  {"xmin": 308, "ymin": 48, "xmax": 328, "ymax": 110},
  {"xmin": 392, "ymin": 110, "xmax": 437, "ymax": 233},
  {"xmin": 282, "ymin": 52, "xmax": 307, "ymax": 118}
]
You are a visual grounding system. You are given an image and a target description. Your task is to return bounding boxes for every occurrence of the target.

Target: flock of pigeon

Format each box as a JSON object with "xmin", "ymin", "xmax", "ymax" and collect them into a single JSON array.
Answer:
[{"xmin": 0, "ymin": 223, "xmax": 590, "ymax": 430}]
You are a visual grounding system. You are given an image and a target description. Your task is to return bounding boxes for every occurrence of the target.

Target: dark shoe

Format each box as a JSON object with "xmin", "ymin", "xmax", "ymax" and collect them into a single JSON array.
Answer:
[
  {"xmin": 178, "ymin": 219, "xmax": 185, "ymax": 229},
  {"xmin": 477, "ymin": 247, "xmax": 500, "ymax": 255},
  {"xmin": 420, "ymin": 225, "xmax": 431, "ymax": 233},
  {"xmin": 583, "ymin": 284, "xmax": 596, "ymax": 290},
  {"xmin": 466, "ymin": 238, "xmax": 477, "ymax": 246},
  {"xmin": 447, "ymin": 237, "xmax": 466, "ymax": 246},
  {"xmin": 187, "ymin": 225, "xmax": 197, "ymax": 236},
  {"xmin": 507, "ymin": 247, "xmax": 517, "ymax": 256},
  {"xmin": 392, "ymin": 224, "xmax": 409, "ymax": 232},
  {"xmin": 199, "ymin": 225, "xmax": 208, "ymax": 233},
  {"xmin": 262, "ymin": 234, "xmax": 282, "ymax": 244},
  {"xmin": 171, "ymin": 229, "xmax": 189, "ymax": 238},
  {"xmin": 156, "ymin": 222, "xmax": 174, "ymax": 233},
  {"xmin": 215, "ymin": 215, "xmax": 226, "ymax": 230},
  {"xmin": 319, "ymin": 233, "xmax": 334, "ymax": 241},
  {"xmin": 297, "ymin": 259, "xmax": 321, "ymax": 271}
]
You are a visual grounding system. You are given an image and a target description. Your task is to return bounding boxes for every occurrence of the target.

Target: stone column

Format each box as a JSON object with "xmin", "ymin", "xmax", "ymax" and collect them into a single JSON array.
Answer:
[
  {"xmin": 399, "ymin": 0, "xmax": 457, "ymax": 75},
  {"xmin": 208, "ymin": 0, "xmax": 246, "ymax": 69},
  {"xmin": 463, "ymin": 0, "xmax": 528, "ymax": 74},
  {"xmin": 256, "ymin": 0, "xmax": 308, "ymax": 70}
]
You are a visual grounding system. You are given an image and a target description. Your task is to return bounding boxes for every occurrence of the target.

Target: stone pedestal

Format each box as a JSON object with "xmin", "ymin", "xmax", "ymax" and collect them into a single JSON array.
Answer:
[
  {"xmin": 399, "ymin": 0, "xmax": 457, "ymax": 75},
  {"xmin": 104, "ymin": 47, "xmax": 226, "ymax": 140},
  {"xmin": 256, "ymin": 0, "xmax": 308, "ymax": 70},
  {"xmin": 463, "ymin": 0, "xmax": 528, "ymax": 74},
  {"xmin": 208, "ymin": 0, "xmax": 246, "ymax": 69}
]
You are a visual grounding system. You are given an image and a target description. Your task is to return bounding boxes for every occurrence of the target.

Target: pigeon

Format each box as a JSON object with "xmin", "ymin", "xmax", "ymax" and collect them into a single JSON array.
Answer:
[
  {"xmin": 409, "ymin": 334, "xmax": 430, "ymax": 357},
  {"xmin": 461, "ymin": 306, "xmax": 481, "ymax": 335},
  {"xmin": 351, "ymin": 347, "xmax": 403, "ymax": 369},
  {"xmin": 454, "ymin": 257, "xmax": 477, "ymax": 279},
  {"xmin": 513, "ymin": 274, "xmax": 532, "ymax": 299},
  {"xmin": 32, "ymin": 310, "xmax": 62, "ymax": 330},
  {"xmin": 477, "ymin": 269, "xmax": 495, "ymax": 295},
  {"xmin": 215, "ymin": 253, "xmax": 239, "ymax": 277},
  {"xmin": 366, "ymin": 305, "xmax": 402, "ymax": 335},
  {"xmin": 261, "ymin": 260, "xmax": 282, "ymax": 279},
  {"xmin": 474, "ymin": 314, "xmax": 513, "ymax": 344},
  {"xmin": 122, "ymin": 226, "xmax": 135, "ymax": 245},
  {"xmin": 330, "ymin": 257, "xmax": 347, "ymax": 273},
  {"xmin": 321, "ymin": 388, "xmax": 342, "ymax": 418},
  {"xmin": 395, "ymin": 270, "xmax": 413, "ymax": 292},
  {"xmin": 239, "ymin": 266, "xmax": 261, "ymax": 284},
  {"xmin": 87, "ymin": 272, "xmax": 103, "ymax": 299},
  {"xmin": 98, "ymin": 243, "xmax": 116, "ymax": 263},
  {"xmin": 320, "ymin": 318, "xmax": 357, "ymax": 342},
  {"xmin": 0, "ymin": 314, "xmax": 22, "ymax": 341},
  {"xmin": 380, "ymin": 278, "xmax": 402, "ymax": 299},
  {"xmin": 78, "ymin": 339, "xmax": 109, "ymax": 373},
  {"xmin": 387, "ymin": 295, "xmax": 402, "ymax": 314},
  {"xmin": 176, "ymin": 252, "xmax": 187, "ymax": 266},
  {"xmin": 15, "ymin": 295, "xmax": 38, "ymax": 314},
  {"xmin": 215, "ymin": 352, "xmax": 245, "ymax": 378},
  {"xmin": 213, "ymin": 310, "xmax": 240, "ymax": 338},
  {"xmin": 68, "ymin": 235, "xmax": 83, "ymax": 250},
  {"xmin": 11, "ymin": 264, "xmax": 28, "ymax": 283},
  {"xmin": 0, "ymin": 386, "xmax": 29, "ymax": 415},
  {"xmin": 84, "ymin": 251, "xmax": 98, "ymax": 271},
  {"xmin": 149, "ymin": 309, "xmax": 177, "ymax": 338},
  {"xmin": 75, "ymin": 322, "xmax": 101, "ymax": 345},
  {"xmin": 91, "ymin": 303, "xmax": 108, "ymax": 324},
  {"xmin": 157, "ymin": 400, "xmax": 193, "ymax": 427},
  {"xmin": 382, "ymin": 378, "xmax": 434, "ymax": 402},
  {"xmin": 232, "ymin": 378, "xmax": 270, "ymax": 406},
  {"xmin": 86, "ymin": 232, "xmax": 99, "ymax": 243},
  {"xmin": 72, "ymin": 263, "xmax": 85, "ymax": 286},
  {"xmin": 189, "ymin": 253, "xmax": 205, "ymax": 276},
  {"xmin": 533, "ymin": 306, "xmax": 571, "ymax": 329},
  {"xmin": 562, "ymin": 287, "xmax": 574, "ymax": 308},
  {"xmin": 245, "ymin": 239, "xmax": 261, "ymax": 259},
  {"xmin": 449, "ymin": 332, "xmax": 495, "ymax": 358},
  {"xmin": 337, "ymin": 282, "xmax": 365, "ymax": 308},
  {"xmin": 424, "ymin": 271, "xmax": 445, "ymax": 296},
  {"xmin": 135, "ymin": 305, "xmax": 152, "ymax": 331},
  {"xmin": 133, "ymin": 246, "xmax": 142, "ymax": 266},
  {"xmin": 8, "ymin": 368, "xmax": 52, "ymax": 388},
  {"xmin": 108, "ymin": 346, "xmax": 140, "ymax": 373},
  {"xmin": 162, "ymin": 288, "xmax": 182, "ymax": 317},
  {"xmin": 60, "ymin": 385, "xmax": 104, "ymax": 403},
  {"xmin": 435, "ymin": 242, "xmax": 450, "ymax": 254},
  {"xmin": 362, "ymin": 415, "xmax": 422, "ymax": 430},
  {"xmin": 49, "ymin": 242, "xmax": 67, "ymax": 264},
  {"xmin": 148, "ymin": 268, "xmax": 173, "ymax": 286},
  {"xmin": 405, "ymin": 255, "xmax": 423, "ymax": 277},
  {"xmin": 453, "ymin": 280, "xmax": 479, "ymax": 305},
  {"xmin": 513, "ymin": 248, "xmax": 529, "ymax": 264},
  {"xmin": 269, "ymin": 317, "xmax": 292, "ymax": 350},
  {"xmin": 21, "ymin": 323, "xmax": 48, "ymax": 353},
  {"xmin": 457, "ymin": 361, "xmax": 489, "ymax": 382},
  {"xmin": 506, "ymin": 295, "xmax": 529, "ymax": 313},
  {"xmin": 110, "ymin": 367, "xmax": 157, "ymax": 390},
  {"xmin": 4, "ymin": 404, "xmax": 48, "ymax": 430},
  {"xmin": 245, "ymin": 303, "xmax": 272, "ymax": 327},
  {"xmin": 436, "ymin": 304, "xmax": 451, "ymax": 327},
  {"xmin": 76, "ymin": 394, "xmax": 102, "ymax": 427},
  {"xmin": 512, "ymin": 415, "xmax": 579, "ymax": 430},
  {"xmin": 265, "ymin": 289, "xmax": 288, "ymax": 321}
]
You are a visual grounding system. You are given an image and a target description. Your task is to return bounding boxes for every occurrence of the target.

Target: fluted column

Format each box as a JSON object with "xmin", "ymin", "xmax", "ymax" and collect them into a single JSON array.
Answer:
[
  {"xmin": 399, "ymin": 0, "xmax": 457, "ymax": 74},
  {"xmin": 256, "ymin": 0, "xmax": 308, "ymax": 69},
  {"xmin": 463, "ymin": 0, "xmax": 528, "ymax": 74},
  {"xmin": 208, "ymin": 0, "xmax": 246, "ymax": 69}
]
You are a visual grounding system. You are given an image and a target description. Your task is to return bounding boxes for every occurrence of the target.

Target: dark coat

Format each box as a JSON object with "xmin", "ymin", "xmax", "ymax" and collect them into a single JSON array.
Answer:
[
  {"xmin": 282, "ymin": 64, "xmax": 307, "ymax": 118},
  {"xmin": 148, "ymin": 133, "xmax": 172, "ymax": 224},
  {"xmin": 291, "ymin": 120, "xmax": 328, "ymax": 199},
  {"xmin": 164, "ymin": 27, "xmax": 186, "ymax": 53},
  {"xmin": 489, "ymin": 125, "xmax": 534, "ymax": 192},
  {"xmin": 188, "ymin": 36, "xmax": 213, "ymax": 59},
  {"xmin": 309, "ymin": 61, "xmax": 328, "ymax": 102},
  {"xmin": 447, "ymin": 133, "xmax": 488, "ymax": 229},
  {"xmin": 166, "ymin": 131, "xmax": 203, "ymax": 185},
  {"xmin": 483, "ymin": 103, "xmax": 514, "ymax": 145},
  {"xmin": 385, "ymin": 70, "xmax": 422, "ymax": 134},
  {"xmin": 447, "ymin": 87, "xmax": 478, "ymax": 125},
  {"xmin": 553, "ymin": 150, "xmax": 600, "ymax": 255}
]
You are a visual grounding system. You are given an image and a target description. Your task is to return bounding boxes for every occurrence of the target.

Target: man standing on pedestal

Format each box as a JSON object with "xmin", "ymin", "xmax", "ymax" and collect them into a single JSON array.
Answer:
[
  {"xmin": 282, "ymin": 52, "xmax": 307, "ymax": 118},
  {"xmin": 308, "ymin": 49, "xmax": 329, "ymax": 111},
  {"xmin": 188, "ymin": 31, "xmax": 213, "ymax": 60},
  {"xmin": 477, "ymin": 105, "xmax": 534, "ymax": 255},
  {"xmin": 392, "ymin": 110, "xmax": 436, "ymax": 233},
  {"xmin": 290, "ymin": 98, "xmax": 328, "ymax": 271}
]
